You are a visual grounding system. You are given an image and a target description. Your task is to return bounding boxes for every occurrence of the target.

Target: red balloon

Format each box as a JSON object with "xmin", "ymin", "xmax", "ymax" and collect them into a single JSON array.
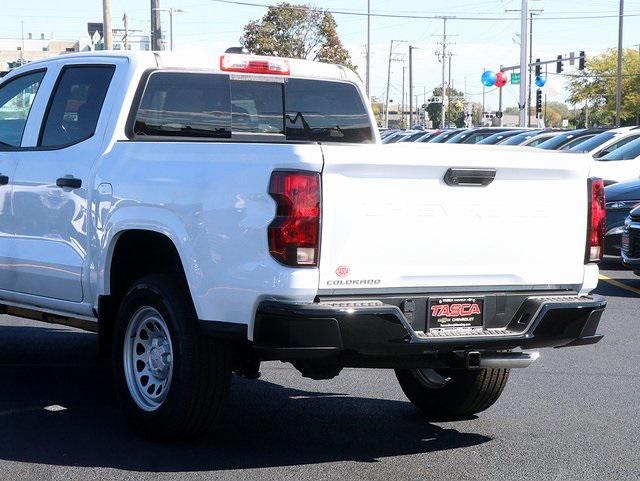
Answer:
[{"xmin": 495, "ymin": 71, "xmax": 507, "ymax": 88}]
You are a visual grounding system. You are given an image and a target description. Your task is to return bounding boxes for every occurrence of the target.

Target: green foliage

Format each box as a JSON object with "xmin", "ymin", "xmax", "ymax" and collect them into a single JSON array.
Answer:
[
  {"xmin": 568, "ymin": 48, "xmax": 640, "ymax": 126},
  {"xmin": 426, "ymin": 86, "xmax": 467, "ymax": 127},
  {"xmin": 543, "ymin": 101, "xmax": 570, "ymax": 128},
  {"xmin": 240, "ymin": 3, "xmax": 356, "ymax": 70}
]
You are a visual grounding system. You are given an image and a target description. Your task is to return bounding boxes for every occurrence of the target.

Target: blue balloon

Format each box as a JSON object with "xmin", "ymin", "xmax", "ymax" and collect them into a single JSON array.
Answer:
[
  {"xmin": 535, "ymin": 75, "xmax": 546, "ymax": 87},
  {"xmin": 481, "ymin": 71, "xmax": 497, "ymax": 87}
]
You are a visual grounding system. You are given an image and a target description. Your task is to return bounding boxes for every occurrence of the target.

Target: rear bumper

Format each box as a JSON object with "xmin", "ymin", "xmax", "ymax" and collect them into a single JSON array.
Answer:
[{"xmin": 253, "ymin": 294, "xmax": 606, "ymax": 367}]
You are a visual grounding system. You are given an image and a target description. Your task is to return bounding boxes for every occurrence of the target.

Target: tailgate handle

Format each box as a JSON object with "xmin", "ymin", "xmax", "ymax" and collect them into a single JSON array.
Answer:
[{"xmin": 444, "ymin": 168, "xmax": 496, "ymax": 187}]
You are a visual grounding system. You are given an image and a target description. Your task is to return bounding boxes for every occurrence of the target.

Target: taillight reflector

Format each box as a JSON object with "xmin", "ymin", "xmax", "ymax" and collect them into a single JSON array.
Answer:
[
  {"xmin": 586, "ymin": 177, "xmax": 605, "ymax": 263},
  {"xmin": 220, "ymin": 54, "xmax": 290, "ymax": 75},
  {"xmin": 268, "ymin": 171, "xmax": 320, "ymax": 266}
]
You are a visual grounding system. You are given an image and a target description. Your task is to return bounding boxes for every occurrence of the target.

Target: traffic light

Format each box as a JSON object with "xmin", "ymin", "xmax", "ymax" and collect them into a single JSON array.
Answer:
[
  {"xmin": 579, "ymin": 51, "xmax": 586, "ymax": 70},
  {"xmin": 536, "ymin": 89, "xmax": 543, "ymax": 114},
  {"xmin": 535, "ymin": 58, "xmax": 541, "ymax": 77},
  {"xmin": 556, "ymin": 55, "xmax": 564, "ymax": 74}
]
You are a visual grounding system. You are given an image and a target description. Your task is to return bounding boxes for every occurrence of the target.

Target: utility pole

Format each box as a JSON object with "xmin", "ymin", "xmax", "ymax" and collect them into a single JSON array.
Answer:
[
  {"xmin": 409, "ymin": 45, "xmax": 414, "ymax": 128},
  {"xmin": 151, "ymin": 0, "xmax": 162, "ymax": 51},
  {"xmin": 615, "ymin": 0, "xmax": 624, "ymax": 127},
  {"xmin": 103, "ymin": 0, "xmax": 112, "ymax": 50},
  {"xmin": 518, "ymin": 0, "xmax": 529, "ymax": 127},
  {"xmin": 123, "ymin": 13, "xmax": 129, "ymax": 50},
  {"xmin": 366, "ymin": 0, "xmax": 371, "ymax": 97},
  {"xmin": 401, "ymin": 66, "xmax": 406, "ymax": 128},
  {"xmin": 447, "ymin": 51, "xmax": 453, "ymax": 128},
  {"xmin": 20, "ymin": 20, "xmax": 24, "ymax": 64},
  {"xmin": 439, "ymin": 17, "xmax": 448, "ymax": 129},
  {"xmin": 384, "ymin": 40, "xmax": 405, "ymax": 128}
]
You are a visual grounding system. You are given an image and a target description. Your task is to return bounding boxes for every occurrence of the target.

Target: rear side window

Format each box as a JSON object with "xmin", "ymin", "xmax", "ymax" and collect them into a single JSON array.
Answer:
[
  {"xmin": 132, "ymin": 72, "xmax": 373, "ymax": 143},
  {"xmin": 0, "ymin": 70, "xmax": 45, "ymax": 148},
  {"xmin": 134, "ymin": 73, "xmax": 231, "ymax": 138},
  {"xmin": 285, "ymin": 78, "xmax": 373, "ymax": 143},
  {"xmin": 40, "ymin": 65, "xmax": 115, "ymax": 147}
]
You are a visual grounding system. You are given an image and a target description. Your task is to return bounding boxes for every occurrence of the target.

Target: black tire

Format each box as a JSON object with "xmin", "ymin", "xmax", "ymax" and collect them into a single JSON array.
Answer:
[
  {"xmin": 395, "ymin": 367, "xmax": 510, "ymax": 419},
  {"xmin": 112, "ymin": 274, "xmax": 232, "ymax": 441}
]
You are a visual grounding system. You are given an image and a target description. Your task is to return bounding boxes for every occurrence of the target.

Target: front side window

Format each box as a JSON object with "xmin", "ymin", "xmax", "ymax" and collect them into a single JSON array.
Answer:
[
  {"xmin": 40, "ymin": 65, "xmax": 115, "ymax": 147},
  {"xmin": 601, "ymin": 137, "xmax": 640, "ymax": 161},
  {"xmin": 0, "ymin": 70, "xmax": 45, "ymax": 147}
]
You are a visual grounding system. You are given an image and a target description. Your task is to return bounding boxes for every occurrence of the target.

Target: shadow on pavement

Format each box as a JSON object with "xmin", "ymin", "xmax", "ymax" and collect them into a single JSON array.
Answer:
[
  {"xmin": 0, "ymin": 324, "xmax": 491, "ymax": 472},
  {"xmin": 599, "ymin": 257, "xmax": 629, "ymax": 272}
]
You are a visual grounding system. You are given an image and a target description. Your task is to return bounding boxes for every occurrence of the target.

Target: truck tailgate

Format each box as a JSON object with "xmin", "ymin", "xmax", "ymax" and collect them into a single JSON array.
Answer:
[{"xmin": 319, "ymin": 143, "xmax": 590, "ymax": 292}]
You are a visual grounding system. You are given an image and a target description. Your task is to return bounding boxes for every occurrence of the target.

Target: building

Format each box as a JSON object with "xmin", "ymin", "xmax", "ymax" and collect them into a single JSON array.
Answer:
[
  {"xmin": 0, "ymin": 25, "xmax": 151, "ymax": 71},
  {"xmin": 0, "ymin": 34, "xmax": 79, "ymax": 67}
]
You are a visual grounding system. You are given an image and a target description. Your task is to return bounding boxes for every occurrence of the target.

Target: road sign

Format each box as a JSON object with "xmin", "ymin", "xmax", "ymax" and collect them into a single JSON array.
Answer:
[{"xmin": 510, "ymin": 73, "xmax": 521, "ymax": 85}]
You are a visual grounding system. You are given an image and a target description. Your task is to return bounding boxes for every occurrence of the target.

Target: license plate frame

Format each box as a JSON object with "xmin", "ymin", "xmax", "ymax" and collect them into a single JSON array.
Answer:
[{"xmin": 427, "ymin": 297, "xmax": 484, "ymax": 331}]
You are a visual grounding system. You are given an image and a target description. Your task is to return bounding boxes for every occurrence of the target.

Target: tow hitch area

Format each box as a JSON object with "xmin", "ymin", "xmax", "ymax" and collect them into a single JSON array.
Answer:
[{"xmin": 466, "ymin": 351, "xmax": 541, "ymax": 369}]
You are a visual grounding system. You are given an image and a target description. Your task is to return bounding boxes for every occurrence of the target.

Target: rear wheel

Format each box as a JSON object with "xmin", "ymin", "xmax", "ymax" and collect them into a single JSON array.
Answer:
[
  {"xmin": 112, "ymin": 274, "xmax": 232, "ymax": 441},
  {"xmin": 395, "ymin": 367, "xmax": 510, "ymax": 419}
]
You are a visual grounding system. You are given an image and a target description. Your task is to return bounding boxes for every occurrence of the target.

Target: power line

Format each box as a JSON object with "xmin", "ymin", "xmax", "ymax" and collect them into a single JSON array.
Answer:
[{"xmin": 208, "ymin": 0, "xmax": 640, "ymax": 21}]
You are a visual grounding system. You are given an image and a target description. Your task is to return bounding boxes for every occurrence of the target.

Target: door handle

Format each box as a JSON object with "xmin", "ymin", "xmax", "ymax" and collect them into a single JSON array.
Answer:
[
  {"xmin": 444, "ymin": 168, "xmax": 496, "ymax": 187},
  {"xmin": 56, "ymin": 176, "xmax": 82, "ymax": 189},
  {"xmin": 0, "ymin": 174, "xmax": 8, "ymax": 186}
]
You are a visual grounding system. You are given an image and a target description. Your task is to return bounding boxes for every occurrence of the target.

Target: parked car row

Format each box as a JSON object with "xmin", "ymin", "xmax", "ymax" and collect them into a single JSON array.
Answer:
[{"xmin": 382, "ymin": 125, "xmax": 640, "ymax": 185}]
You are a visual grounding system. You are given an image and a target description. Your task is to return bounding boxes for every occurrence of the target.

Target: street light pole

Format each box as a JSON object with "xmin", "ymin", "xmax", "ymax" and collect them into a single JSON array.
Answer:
[
  {"xmin": 518, "ymin": 0, "xmax": 529, "ymax": 127},
  {"xmin": 615, "ymin": 0, "xmax": 624, "ymax": 127},
  {"xmin": 366, "ymin": 0, "xmax": 371, "ymax": 97},
  {"xmin": 409, "ymin": 45, "xmax": 414, "ymax": 128},
  {"xmin": 103, "ymin": 0, "xmax": 113, "ymax": 49},
  {"xmin": 153, "ymin": 7, "xmax": 185, "ymax": 51}
]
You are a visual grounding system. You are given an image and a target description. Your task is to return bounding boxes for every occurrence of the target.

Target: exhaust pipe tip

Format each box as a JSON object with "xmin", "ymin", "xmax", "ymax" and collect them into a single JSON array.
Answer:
[{"xmin": 468, "ymin": 351, "xmax": 540, "ymax": 369}]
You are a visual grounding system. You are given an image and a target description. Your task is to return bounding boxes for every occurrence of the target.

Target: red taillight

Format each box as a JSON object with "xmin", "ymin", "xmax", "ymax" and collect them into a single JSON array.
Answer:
[
  {"xmin": 220, "ymin": 54, "xmax": 290, "ymax": 75},
  {"xmin": 268, "ymin": 171, "xmax": 320, "ymax": 266},
  {"xmin": 586, "ymin": 177, "xmax": 605, "ymax": 263}
]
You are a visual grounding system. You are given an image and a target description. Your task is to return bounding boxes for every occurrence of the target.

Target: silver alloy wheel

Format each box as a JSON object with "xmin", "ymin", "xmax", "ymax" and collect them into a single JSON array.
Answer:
[
  {"xmin": 413, "ymin": 368, "xmax": 451, "ymax": 389},
  {"xmin": 123, "ymin": 306, "xmax": 174, "ymax": 411}
]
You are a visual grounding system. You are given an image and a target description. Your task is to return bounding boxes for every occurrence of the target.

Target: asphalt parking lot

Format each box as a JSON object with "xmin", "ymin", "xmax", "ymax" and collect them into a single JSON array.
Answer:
[{"xmin": 1, "ymin": 259, "xmax": 639, "ymax": 481}]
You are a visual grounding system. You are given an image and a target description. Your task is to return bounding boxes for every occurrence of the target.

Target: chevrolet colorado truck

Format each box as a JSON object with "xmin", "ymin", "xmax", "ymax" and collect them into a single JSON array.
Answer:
[{"xmin": 0, "ymin": 51, "xmax": 606, "ymax": 440}]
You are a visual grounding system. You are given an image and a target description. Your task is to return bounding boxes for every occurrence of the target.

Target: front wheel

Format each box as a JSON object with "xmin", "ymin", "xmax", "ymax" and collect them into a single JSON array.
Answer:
[
  {"xmin": 112, "ymin": 274, "xmax": 232, "ymax": 441},
  {"xmin": 395, "ymin": 367, "xmax": 510, "ymax": 419}
]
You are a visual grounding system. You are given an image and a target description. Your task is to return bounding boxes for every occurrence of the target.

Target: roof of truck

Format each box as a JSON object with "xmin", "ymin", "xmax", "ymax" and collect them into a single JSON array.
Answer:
[{"xmin": 9, "ymin": 50, "xmax": 361, "ymax": 85}]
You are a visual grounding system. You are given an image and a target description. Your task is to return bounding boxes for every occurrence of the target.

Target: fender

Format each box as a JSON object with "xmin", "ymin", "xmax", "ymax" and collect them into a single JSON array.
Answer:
[{"xmin": 94, "ymin": 205, "xmax": 201, "ymax": 314}]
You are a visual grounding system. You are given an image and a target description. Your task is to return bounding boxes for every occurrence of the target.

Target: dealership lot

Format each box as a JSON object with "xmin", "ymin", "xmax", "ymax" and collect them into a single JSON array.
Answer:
[{"xmin": 0, "ymin": 260, "xmax": 638, "ymax": 481}]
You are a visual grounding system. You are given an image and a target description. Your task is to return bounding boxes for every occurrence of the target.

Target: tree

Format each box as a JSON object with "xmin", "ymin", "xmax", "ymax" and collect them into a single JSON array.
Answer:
[
  {"xmin": 240, "ymin": 3, "xmax": 356, "ymax": 70},
  {"xmin": 543, "ymin": 101, "xmax": 570, "ymax": 128},
  {"xmin": 568, "ymin": 48, "xmax": 640, "ymax": 126},
  {"xmin": 426, "ymin": 86, "xmax": 467, "ymax": 128}
]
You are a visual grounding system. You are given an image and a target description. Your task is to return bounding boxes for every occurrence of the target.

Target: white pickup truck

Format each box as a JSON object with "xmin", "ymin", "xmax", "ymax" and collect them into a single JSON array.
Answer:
[{"xmin": 0, "ymin": 51, "xmax": 606, "ymax": 440}]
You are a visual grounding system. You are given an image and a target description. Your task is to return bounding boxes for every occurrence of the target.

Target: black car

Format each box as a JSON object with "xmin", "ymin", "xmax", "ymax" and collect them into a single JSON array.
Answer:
[
  {"xmin": 604, "ymin": 180, "xmax": 640, "ymax": 256},
  {"xmin": 621, "ymin": 205, "xmax": 640, "ymax": 272},
  {"xmin": 477, "ymin": 129, "xmax": 527, "ymax": 145},
  {"xmin": 426, "ymin": 128, "xmax": 466, "ymax": 143},
  {"xmin": 536, "ymin": 128, "xmax": 609, "ymax": 150},
  {"xmin": 446, "ymin": 127, "xmax": 515, "ymax": 144}
]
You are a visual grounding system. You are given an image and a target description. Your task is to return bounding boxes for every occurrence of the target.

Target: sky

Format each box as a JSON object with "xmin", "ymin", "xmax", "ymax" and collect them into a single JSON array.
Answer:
[{"xmin": 3, "ymin": 0, "xmax": 640, "ymax": 111}]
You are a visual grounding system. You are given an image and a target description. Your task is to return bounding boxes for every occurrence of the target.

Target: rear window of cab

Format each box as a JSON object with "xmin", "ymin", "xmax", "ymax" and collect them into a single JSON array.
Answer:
[{"xmin": 131, "ymin": 71, "xmax": 373, "ymax": 143}]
